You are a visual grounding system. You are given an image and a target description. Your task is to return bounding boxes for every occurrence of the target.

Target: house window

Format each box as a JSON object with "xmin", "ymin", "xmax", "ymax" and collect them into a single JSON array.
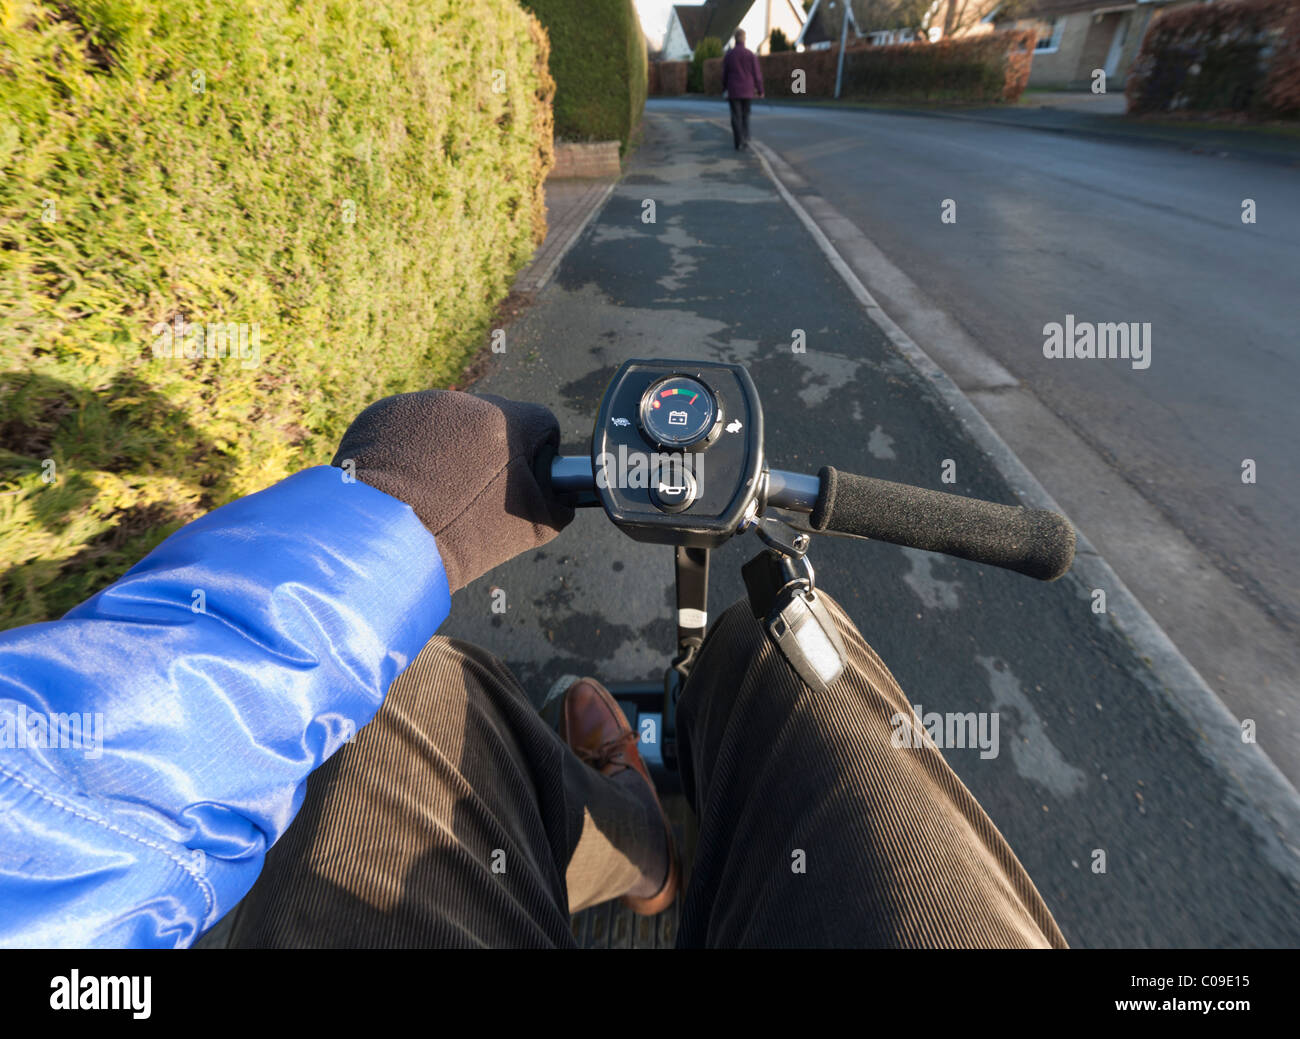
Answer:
[{"xmin": 1035, "ymin": 17, "xmax": 1065, "ymax": 53}]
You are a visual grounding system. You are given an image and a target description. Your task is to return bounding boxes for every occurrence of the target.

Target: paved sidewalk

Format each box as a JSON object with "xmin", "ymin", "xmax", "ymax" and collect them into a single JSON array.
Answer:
[{"xmin": 441, "ymin": 109, "xmax": 1300, "ymax": 948}]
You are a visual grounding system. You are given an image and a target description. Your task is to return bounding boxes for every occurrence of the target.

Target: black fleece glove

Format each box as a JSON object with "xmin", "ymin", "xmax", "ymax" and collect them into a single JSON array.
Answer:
[{"xmin": 332, "ymin": 390, "xmax": 574, "ymax": 592}]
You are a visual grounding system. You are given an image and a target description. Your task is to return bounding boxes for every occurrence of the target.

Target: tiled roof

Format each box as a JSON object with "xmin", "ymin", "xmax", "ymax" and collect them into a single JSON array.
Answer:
[
  {"xmin": 1006, "ymin": 0, "xmax": 1155, "ymax": 20},
  {"xmin": 673, "ymin": 4, "xmax": 713, "ymax": 47}
]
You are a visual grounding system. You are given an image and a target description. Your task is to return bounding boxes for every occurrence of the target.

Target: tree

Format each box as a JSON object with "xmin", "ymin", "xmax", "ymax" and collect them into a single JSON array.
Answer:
[
  {"xmin": 818, "ymin": 0, "xmax": 932, "ymax": 38},
  {"xmin": 688, "ymin": 35, "xmax": 724, "ymax": 92},
  {"xmin": 824, "ymin": 0, "xmax": 1019, "ymax": 38},
  {"xmin": 769, "ymin": 27, "xmax": 794, "ymax": 51},
  {"xmin": 936, "ymin": 0, "xmax": 1032, "ymax": 37}
]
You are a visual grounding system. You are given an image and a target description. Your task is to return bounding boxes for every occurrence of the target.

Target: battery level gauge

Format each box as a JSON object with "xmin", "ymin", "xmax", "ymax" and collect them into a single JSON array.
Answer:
[{"xmin": 639, "ymin": 375, "xmax": 723, "ymax": 450}]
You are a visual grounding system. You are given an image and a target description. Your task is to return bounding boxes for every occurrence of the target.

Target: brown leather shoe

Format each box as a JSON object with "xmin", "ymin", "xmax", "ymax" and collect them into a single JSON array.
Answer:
[{"xmin": 559, "ymin": 678, "xmax": 680, "ymax": 915}]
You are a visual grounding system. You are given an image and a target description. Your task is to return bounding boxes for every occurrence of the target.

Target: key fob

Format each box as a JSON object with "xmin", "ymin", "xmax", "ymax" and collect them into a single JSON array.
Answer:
[{"xmin": 766, "ymin": 587, "xmax": 847, "ymax": 694}]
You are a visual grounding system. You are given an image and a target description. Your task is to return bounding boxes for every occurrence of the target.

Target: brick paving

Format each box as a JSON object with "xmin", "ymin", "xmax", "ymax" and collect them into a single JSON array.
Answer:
[{"xmin": 513, "ymin": 178, "xmax": 618, "ymax": 295}]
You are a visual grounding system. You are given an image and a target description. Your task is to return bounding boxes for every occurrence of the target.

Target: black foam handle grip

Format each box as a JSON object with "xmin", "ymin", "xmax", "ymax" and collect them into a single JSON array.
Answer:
[{"xmin": 809, "ymin": 467, "xmax": 1075, "ymax": 581}]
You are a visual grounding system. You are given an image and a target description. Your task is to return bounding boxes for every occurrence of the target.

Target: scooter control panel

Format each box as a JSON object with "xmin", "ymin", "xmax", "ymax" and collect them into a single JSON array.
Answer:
[{"xmin": 592, "ymin": 359, "xmax": 764, "ymax": 547}]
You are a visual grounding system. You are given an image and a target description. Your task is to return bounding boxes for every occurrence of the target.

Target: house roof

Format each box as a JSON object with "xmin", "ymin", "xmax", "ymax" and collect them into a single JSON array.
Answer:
[
  {"xmin": 703, "ymin": 0, "xmax": 757, "ymax": 43},
  {"xmin": 672, "ymin": 1, "xmax": 767, "ymax": 48},
  {"xmin": 672, "ymin": 4, "xmax": 714, "ymax": 49},
  {"xmin": 799, "ymin": 2, "xmax": 836, "ymax": 45},
  {"xmin": 1001, "ymin": 0, "xmax": 1152, "ymax": 20},
  {"xmin": 797, "ymin": 0, "xmax": 865, "ymax": 46}
]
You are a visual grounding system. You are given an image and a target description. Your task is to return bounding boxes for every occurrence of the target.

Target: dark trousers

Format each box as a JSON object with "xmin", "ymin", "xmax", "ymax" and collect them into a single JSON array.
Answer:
[
  {"xmin": 227, "ymin": 594, "xmax": 1066, "ymax": 948},
  {"xmin": 729, "ymin": 97, "xmax": 752, "ymax": 149}
]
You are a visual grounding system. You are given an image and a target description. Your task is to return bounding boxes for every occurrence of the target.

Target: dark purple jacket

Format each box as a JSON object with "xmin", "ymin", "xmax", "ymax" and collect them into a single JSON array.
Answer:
[{"xmin": 722, "ymin": 43, "xmax": 764, "ymax": 99}]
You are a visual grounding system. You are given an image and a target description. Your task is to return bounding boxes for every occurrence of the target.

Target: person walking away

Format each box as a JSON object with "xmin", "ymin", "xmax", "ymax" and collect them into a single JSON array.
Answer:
[{"xmin": 722, "ymin": 29, "xmax": 764, "ymax": 151}]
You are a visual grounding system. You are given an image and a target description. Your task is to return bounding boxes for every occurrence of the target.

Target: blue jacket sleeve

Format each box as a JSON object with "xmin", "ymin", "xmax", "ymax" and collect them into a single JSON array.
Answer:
[{"xmin": 0, "ymin": 465, "xmax": 451, "ymax": 948}]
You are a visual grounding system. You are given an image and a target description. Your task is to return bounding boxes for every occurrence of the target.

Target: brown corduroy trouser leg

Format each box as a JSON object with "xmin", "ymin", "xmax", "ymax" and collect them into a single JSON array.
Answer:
[{"xmin": 227, "ymin": 592, "xmax": 1066, "ymax": 948}]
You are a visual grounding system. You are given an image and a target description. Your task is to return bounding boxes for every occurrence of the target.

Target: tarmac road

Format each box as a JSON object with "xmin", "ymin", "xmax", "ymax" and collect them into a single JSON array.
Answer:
[
  {"xmin": 438, "ymin": 111, "xmax": 1300, "ymax": 948},
  {"xmin": 648, "ymin": 96, "xmax": 1300, "ymax": 786}
]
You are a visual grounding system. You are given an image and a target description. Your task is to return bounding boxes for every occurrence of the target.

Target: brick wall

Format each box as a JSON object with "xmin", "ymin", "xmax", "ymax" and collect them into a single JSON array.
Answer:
[
  {"xmin": 1024, "ymin": 13, "xmax": 1092, "ymax": 88},
  {"xmin": 1077, "ymin": 13, "xmax": 1121, "ymax": 85},
  {"xmin": 550, "ymin": 140, "xmax": 622, "ymax": 178}
]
